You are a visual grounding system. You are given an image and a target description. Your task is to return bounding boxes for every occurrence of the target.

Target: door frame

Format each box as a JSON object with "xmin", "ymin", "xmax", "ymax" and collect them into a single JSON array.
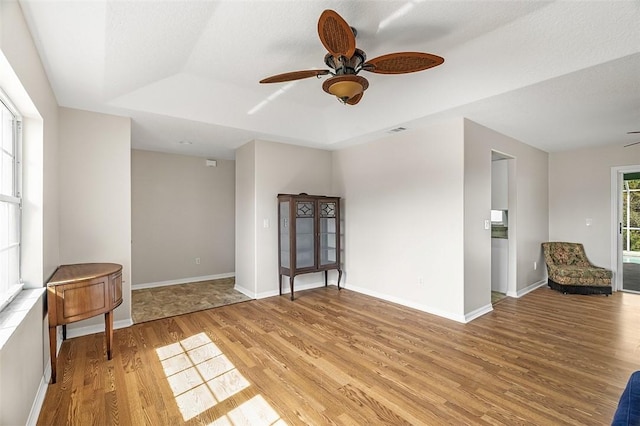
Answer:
[{"xmin": 610, "ymin": 165, "xmax": 640, "ymax": 291}]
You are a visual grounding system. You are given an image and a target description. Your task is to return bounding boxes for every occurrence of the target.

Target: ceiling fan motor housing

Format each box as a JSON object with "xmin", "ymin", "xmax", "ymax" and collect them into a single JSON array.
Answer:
[{"xmin": 324, "ymin": 48, "xmax": 367, "ymax": 76}]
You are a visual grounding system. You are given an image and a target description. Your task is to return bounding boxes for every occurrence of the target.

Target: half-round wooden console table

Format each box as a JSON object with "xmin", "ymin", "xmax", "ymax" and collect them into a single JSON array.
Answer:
[{"xmin": 47, "ymin": 263, "xmax": 123, "ymax": 383}]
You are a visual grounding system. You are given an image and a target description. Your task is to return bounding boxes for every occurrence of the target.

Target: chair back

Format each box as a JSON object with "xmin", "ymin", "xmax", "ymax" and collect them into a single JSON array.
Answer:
[{"xmin": 542, "ymin": 242, "xmax": 591, "ymax": 267}]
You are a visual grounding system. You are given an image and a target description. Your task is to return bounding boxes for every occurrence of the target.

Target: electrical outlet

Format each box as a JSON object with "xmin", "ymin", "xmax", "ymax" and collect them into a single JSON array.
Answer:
[
  {"xmin": 418, "ymin": 276, "xmax": 423, "ymax": 285},
  {"xmin": 534, "ymin": 261, "xmax": 537, "ymax": 270},
  {"xmin": 195, "ymin": 257, "xmax": 201, "ymax": 265}
]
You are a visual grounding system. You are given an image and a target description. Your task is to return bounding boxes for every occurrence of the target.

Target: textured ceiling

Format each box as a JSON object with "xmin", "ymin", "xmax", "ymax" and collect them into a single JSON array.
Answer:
[{"xmin": 18, "ymin": 0, "xmax": 640, "ymax": 159}]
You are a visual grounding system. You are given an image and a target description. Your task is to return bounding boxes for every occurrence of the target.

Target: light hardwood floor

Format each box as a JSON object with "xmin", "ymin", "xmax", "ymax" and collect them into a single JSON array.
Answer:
[{"xmin": 38, "ymin": 286, "xmax": 640, "ymax": 425}]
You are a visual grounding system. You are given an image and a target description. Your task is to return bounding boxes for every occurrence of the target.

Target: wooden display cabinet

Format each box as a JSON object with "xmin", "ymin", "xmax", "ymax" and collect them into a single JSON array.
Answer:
[{"xmin": 278, "ymin": 193, "xmax": 342, "ymax": 300}]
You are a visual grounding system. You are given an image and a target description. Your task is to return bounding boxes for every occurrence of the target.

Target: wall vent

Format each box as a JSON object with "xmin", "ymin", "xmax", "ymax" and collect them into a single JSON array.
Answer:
[{"xmin": 388, "ymin": 126, "xmax": 407, "ymax": 133}]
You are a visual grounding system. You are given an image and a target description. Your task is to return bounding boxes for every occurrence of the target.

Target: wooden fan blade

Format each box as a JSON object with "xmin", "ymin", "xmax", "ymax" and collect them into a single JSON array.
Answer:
[
  {"xmin": 625, "ymin": 141, "xmax": 640, "ymax": 147},
  {"xmin": 318, "ymin": 10, "xmax": 356, "ymax": 58},
  {"xmin": 364, "ymin": 52, "xmax": 444, "ymax": 74},
  {"xmin": 628, "ymin": 131, "xmax": 640, "ymax": 134},
  {"xmin": 260, "ymin": 69, "xmax": 330, "ymax": 84},
  {"xmin": 346, "ymin": 92, "xmax": 363, "ymax": 105}
]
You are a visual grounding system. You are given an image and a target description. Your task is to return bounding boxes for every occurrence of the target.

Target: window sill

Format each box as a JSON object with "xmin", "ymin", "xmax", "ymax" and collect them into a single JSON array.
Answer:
[{"xmin": 0, "ymin": 288, "xmax": 45, "ymax": 351}]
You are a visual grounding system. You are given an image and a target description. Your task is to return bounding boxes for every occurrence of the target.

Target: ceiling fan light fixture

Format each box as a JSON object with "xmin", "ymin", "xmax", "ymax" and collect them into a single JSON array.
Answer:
[{"xmin": 322, "ymin": 75, "xmax": 369, "ymax": 103}]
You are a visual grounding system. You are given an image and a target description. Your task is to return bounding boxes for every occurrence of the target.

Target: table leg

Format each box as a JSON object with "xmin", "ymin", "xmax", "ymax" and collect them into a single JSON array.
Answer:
[
  {"xmin": 49, "ymin": 326, "xmax": 57, "ymax": 384},
  {"xmin": 105, "ymin": 311, "xmax": 114, "ymax": 360}
]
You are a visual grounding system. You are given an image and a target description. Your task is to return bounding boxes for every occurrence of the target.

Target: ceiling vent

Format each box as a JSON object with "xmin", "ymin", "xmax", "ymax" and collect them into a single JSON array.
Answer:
[{"xmin": 388, "ymin": 126, "xmax": 407, "ymax": 134}]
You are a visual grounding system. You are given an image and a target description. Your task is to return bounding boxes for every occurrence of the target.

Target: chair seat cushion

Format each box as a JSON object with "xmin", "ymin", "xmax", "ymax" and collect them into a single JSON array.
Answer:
[{"xmin": 549, "ymin": 265, "xmax": 612, "ymax": 286}]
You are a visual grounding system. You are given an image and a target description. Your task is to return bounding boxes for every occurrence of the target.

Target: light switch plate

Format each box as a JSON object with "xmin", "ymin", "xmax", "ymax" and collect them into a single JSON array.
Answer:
[{"xmin": 484, "ymin": 219, "xmax": 490, "ymax": 230}]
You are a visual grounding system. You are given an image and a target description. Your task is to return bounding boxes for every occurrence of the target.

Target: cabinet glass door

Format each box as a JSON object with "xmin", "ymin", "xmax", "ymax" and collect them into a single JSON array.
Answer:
[
  {"xmin": 295, "ymin": 201, "xmax": 315, "ymax": 268},
  {"xmin": 319, "ymin": 201, "xmax": 337, "ymax": 266},
  {"xmin": 279, "ymin": 201, "xmax": 290, "ymax": 268}
]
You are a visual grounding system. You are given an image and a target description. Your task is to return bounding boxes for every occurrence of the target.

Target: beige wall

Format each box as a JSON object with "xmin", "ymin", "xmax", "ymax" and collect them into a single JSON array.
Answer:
[
  {"xmin": 549, "ymin": 144, "xmax": 640, "ymax": 270},
  {"xmin": 58, "ymin": 107, "xmax": 132, "ymax": 331},
  {"xmin": 131, "ymin": 150, "xmax": 235, "ymax": 285},
  {"xmin": 463, "ymin": 120, "xmax": 549, "ymax": 316},
  {"xmin": 332, "ymin": 119, "xmax": 467, "ymax": 321},
  {"xmin": 235, "ymin": 140, "xmax": 333, "ymax": 298},
  {"xmin": 0, "ymin": 1, "xmax": 60, "ymax": 424}
]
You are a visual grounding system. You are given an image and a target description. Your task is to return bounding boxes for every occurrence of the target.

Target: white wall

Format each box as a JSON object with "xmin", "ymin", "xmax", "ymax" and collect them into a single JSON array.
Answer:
[
  {"xmin": 549, "ymin": 144, "xmax": 640, "ymax": 268},
  {"xmin": 464, "ymin": 119, "xmax": 548, "ymax": 315},
  {"xmin": 254, "ymin": 140, "xmax": 332, "ymax": 297},
  {"xmin": 58, "ymin": 107, "xmax": 132, "ymax": 330},
  {"xmin": 131, "ymin": 150, "xmax": 235, "ymax": 285},
  {"xmin": 235, "ymin": 140, "xmax": 333, "ymax": 298},
  {"xmin": 0, "ymin": 1, "xmax": 60, "ymax": 424},
  {"xmin": 235, "ymin": 141, "xmax": 256, "ymax": 295},
  {"xmin": 332, "ymin": 119, "xmax": 467, "ymax": 321}
]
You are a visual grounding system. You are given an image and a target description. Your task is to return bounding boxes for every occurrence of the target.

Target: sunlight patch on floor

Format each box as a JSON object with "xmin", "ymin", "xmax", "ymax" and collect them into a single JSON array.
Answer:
[{"xmin": 156, "ymin": 332, "xmax": 285, "ymax": 424}]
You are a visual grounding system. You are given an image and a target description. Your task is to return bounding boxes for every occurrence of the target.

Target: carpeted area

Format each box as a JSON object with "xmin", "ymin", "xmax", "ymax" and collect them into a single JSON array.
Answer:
[{"xmin": 131, "ymin": 277, "xmax": 252, "ymax": 323}]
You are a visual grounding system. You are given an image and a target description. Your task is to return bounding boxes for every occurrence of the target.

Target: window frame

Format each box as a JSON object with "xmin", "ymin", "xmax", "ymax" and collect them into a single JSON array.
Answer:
[{"xmin": 0, "ymin": 88, "xmax": 23, "ymax": 311}]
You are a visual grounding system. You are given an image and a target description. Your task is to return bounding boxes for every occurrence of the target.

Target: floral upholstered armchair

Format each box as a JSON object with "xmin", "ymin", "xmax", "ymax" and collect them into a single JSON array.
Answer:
[{"xmin": 541, "ymin": 242, "xmax": 612, "ymax": 295}]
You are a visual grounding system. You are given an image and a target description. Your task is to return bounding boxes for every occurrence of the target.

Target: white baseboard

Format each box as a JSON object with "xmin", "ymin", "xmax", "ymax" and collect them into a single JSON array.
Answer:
[
  {"xmin": 464, "ymin": 303, "xmax": 493, "ymax": 322},
  {"xmin": 234, "ymin": 284, "xmax": 255, "ymax": 299},
  {"xmin": 344, "ymin": 283, "xmax": 468, "ymax": 323},
  {"xmin": 235, "ymin": 280, "xmax": 339, "ymax": 300},
  {"xmin": 66, "ymin": 318, "xmax": 133, "ymax": 339},
  {"xmin": 507, "ymin": 279, "xmax": 546, "ymax": 298},
  {"xmin": 132, "ymin": 272, "xmax": 235, "ymax": 290},
  {"xmin": 26, "ymin": 365, "xmax": 50, "ymax": 426},
  {"xmin": 256, "ymin": 281, "xmax": 335, "ymax": 299}
]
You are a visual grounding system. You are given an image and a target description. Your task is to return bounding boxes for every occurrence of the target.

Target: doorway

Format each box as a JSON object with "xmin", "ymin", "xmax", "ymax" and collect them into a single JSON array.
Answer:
[
  {"xmin": 491, "ymin": 151, "xmax": 516, "ymax": 304},
  {"xmin": 611, "ymin": 166, "xmax": 640, "ymax": 293},
  {"xmin": 619, "ymin": 171, "xmax": 640, "ymax": 292}
]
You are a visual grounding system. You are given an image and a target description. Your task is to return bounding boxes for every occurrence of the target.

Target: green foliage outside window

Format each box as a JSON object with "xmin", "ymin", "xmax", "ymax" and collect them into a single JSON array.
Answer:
[{"xmin": 623, "ymin": 180, "xmax": 640, "ymax": 252}]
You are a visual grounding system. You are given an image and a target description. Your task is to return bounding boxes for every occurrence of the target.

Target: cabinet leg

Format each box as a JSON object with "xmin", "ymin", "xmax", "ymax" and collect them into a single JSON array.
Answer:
[
  {"xmin": 279, "ymin": 274, "xmax": 282, "ymax": 295},
  {"xmin": 49, "ymin": 326, "xmax": 57, "ymax": 384},
  {"xmin": 105, "ymin": 311, "xmax": 114, "ymax": 360},
  {"xmin": 62, "ymin": 324, "xmax": 66, "ymax": 340},
  {"xmin": 324, "ymin": 270, "xmax": 328, "ymax": 287},
  {"xmin": 337, "ymin": 269, "xmax": 343, "ymax": 290},
  {"xmin": 290, "ymin": 276, "xmax": 295, "ymax": 301}
]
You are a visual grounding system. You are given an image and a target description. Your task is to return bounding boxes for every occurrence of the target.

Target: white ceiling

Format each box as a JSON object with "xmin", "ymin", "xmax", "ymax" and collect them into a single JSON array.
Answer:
[{"xmin": 18, "ymin": 0, "xmax": 640, "ymax": 159}]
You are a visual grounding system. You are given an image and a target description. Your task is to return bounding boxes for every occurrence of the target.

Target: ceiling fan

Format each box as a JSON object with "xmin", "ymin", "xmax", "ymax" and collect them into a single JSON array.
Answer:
[
  {"xmin": 624, "ymin": 131, "xmax": 640, "ymax": 147},
  {"xmin": 259, "ymin": 9, "xmax": 444, "ymax": 105}
]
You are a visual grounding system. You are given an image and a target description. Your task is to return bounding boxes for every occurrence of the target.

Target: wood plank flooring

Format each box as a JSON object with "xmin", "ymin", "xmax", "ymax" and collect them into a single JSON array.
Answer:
[{"xmin": 38, "ymin": 286, "xmax": 640, "ymax": 425}]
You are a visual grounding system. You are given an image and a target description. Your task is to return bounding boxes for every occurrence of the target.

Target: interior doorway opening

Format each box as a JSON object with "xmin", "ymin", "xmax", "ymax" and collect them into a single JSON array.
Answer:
[{"xmin": 491, "ymin": 150, "xmax": 516, "ymax": 304}]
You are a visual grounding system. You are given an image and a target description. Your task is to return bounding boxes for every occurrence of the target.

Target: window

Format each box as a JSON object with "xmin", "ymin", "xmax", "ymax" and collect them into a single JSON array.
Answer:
[{"xmin": 0, "ymin": 91, "xmax": 22, "ymax": 310}]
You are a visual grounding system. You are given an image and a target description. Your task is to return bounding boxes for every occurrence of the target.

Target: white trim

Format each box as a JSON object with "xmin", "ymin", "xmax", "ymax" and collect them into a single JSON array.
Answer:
[
  {"xmin": 65, "ymin": 318, "xmax": 133, "ymax": 339},
  {"xmin": 234, "ymin": 284, "xmax": 256, "ymax": 299},
  {"xmin": 131, "ymin": 272, "xmax": 235, "ymax": 290},
  {"xmin": 464, "ymin": 303, "xmax": 493, "ymax": 323},
  {"xmin": 344, "ymin": 283, "xmax": 468, "ymax": 323},
  {"xmin": 255, "ymin": 281, "xmax": 332, "ymax": 300},
  {"xmin": 507, "ymin": 279, "xmax": 546, "ymax": 298},
  {"xmin": 26, "ymin": 367, "xmax": 49, "ymax": 426}
]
